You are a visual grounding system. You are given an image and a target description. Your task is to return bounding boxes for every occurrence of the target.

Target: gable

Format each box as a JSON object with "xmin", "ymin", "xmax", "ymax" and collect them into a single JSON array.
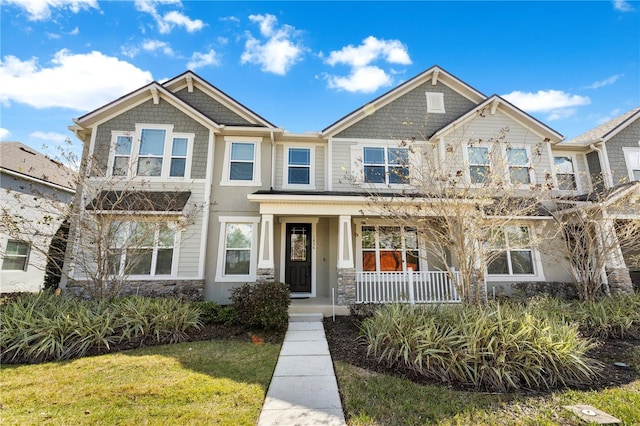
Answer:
[
  {"xmin": 334, "ymin": 80, "xmax": 478, "ymax": 141},
  {"xmin": 173, "ymin": 87, "xmax": 253, "ymax": 126}
]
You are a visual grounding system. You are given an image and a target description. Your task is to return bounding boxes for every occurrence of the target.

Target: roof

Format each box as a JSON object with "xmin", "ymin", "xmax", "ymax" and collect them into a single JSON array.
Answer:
[
  {"xmin": 86, "ymin": 191, "xmax": 191, "ymax": 211},
  {"xmin": 0, "ymin": 142, "xmax": 76, "ymax": 190},
  {"xmin": 562, "ymin": 107, "xmax": 640, "ymax": 146},
  {"xmin": 321, "ymin": 65, "xmax": 487, "ymax": 136}
]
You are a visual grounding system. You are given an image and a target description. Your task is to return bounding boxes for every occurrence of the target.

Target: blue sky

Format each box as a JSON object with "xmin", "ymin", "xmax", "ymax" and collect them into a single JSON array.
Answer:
[{"xmin": 1, "ymin": 0, "xmax": 638, "ymax": 158}]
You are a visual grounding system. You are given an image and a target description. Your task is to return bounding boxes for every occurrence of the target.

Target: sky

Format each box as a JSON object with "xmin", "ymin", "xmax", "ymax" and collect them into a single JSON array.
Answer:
[{"xmin": 1, "ymin": 0, "xmax": 639, "ymax": 159}]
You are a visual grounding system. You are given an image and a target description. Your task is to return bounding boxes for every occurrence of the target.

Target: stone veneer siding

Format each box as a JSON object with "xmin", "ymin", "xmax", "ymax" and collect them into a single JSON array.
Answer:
[
  {"xmin": 92, "ymin": 99, "xmax": 209, "ymax": 179},
  {"xmin": 66, "ymin": 279, "xmax": 204, "ymax": 301},
  {"xmin": 256, "ymin": 268, "xmax": 276, "ymax": 283},
  {"xmin": 336, "ymin": 268, "xmax": 356, "ymax": 305},
  {"xmin": 607, "ymin": 267, "xmax": 634, "ymax": 296},
  {"xmin": 335, "ymin": 81, "xmax": 477, "ymax": 141}
]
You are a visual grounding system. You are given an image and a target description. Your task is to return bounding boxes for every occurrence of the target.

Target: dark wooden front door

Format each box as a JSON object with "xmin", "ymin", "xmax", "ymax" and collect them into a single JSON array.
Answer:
[{"xmin": 285, "ymin": 223, "xmax": 312, "ymax": 293}]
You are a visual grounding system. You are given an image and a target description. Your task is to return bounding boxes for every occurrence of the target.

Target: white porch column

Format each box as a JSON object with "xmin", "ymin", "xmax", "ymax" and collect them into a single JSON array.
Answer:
[
  {"xmin": 258, "ymin": 214, "xmax": 274, "ymax": 269},
  {"xmin": 599, "ymin": 213, "xmax": 633, "ymax": 295},
  {"xmin": 337, "ymin": 215, "xmax": 354, "ymax": 268}
]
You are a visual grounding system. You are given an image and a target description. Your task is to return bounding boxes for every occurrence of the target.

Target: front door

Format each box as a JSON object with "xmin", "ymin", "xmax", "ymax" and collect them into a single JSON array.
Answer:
[{"xmin": 285, "ymin": 223, "xmax": 312, "ymax": 293}]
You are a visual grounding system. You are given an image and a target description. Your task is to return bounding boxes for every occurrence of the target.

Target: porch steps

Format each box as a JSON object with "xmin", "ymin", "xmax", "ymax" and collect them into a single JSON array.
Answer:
[{"xmin": 289, "ymin": 312, "xmax": 323, "ymax": 323}]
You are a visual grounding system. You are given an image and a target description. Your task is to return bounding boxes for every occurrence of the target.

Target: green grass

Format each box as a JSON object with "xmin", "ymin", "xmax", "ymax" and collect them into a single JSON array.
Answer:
[
  {"xmin": 0, "ymin": 339, "xmax": 281, "ymax": 425},
  {"xmin": 335, "ymin": 362, "xmax": 640, "ymax": 425}
]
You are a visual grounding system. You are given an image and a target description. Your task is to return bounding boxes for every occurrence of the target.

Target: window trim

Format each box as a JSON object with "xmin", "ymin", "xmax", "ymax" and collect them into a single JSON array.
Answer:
[
  {"xmin": 107, "ymin": 125, "xmax": 193, "ymax": 179},
  {"xmin": 553, "ymin": 153, "xmax": 579, "ymax": 191},
  {"xmin": 464, "ymin": 145, "xmax": 492, "ymax": 185},
  {"xmin": 486, "ymin": 224, "xmax": 545, "ymax": 281},
  {"xmin": 215, "ymin": 216, "xmax": 260, "ymax": 282},
  {"xmin": 220, "ymin": 137, "xmax": 262, "ymax": 186},
  {"xmin": 505, "ymin": 146, "xmax": 536, "ymax": 186},
  {"xmin": 2, "ymin": 240, "xmax": 31, "ymax": 271},
  {"xmin": 282, "ymin": 144, "xmax": 316, "ymax": 189},
  {"xmin": 360, "ymin": 145, "xmax": 410, "ymax": 187},
  {"xmin": 622, "ymin": 147, "xmax": 640, "ymax": 182}
]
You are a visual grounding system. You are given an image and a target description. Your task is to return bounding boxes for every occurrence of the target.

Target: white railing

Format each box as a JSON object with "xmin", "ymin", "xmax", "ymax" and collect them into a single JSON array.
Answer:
[{"xmin": 356, "ymin": 269, "xmax": 461, "ymax": 304}]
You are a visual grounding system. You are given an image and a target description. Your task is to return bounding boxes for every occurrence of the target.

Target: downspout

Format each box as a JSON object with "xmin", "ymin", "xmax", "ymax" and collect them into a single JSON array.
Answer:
[{"xmin": 589, "ymin": 141, "xmax": 613, "ymax": 188}]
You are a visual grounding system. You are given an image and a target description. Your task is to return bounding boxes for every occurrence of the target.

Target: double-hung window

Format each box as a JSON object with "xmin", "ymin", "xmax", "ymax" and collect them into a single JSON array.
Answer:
[
  {"xmin": 170, "ymin": 137, "xmax": 188, "ymax": 177},
  {"xmin": 467, "ymin": 146, "xmax": 491, "ymax": 184},
  {"xmin": 2, "ymin": 240, "xmax": 30, "ymax": 271},
  {"xmin": 623, "ymin": 148, "xmax": 640, "ymax": 182},
  {"xmin": 216, "ymin": 217, "xmax": 259, "ymax": 280},
  {"xmin": 506, "ymin": 147, "xmax": 532, "ymax": 185},
  {"xmin": 107, "ymin": 221, "xmax": 175, "ymax": 276},
  {"xmin": 363, "ymin": 147, "xmax": 409, "ymax": 185},
  {"xmin": 487, "ymin": 225, "xmax": 534, "ymax": 275},
  {"xmin": 361, "ymin": 225, "xmax": 419, "ymax": 272},
  {"xmin": 554, "ymin": 156, "xmax": 577, "ymax": 190},
  {"xmin": 288, "ymin": 148, "xmax": 311, "ymax": 185},
  {"xmin": 137, "ymin": 129, "xmax": 166, "ymax": 176},
  {"xmin": 221, "ymin": 137, "xmax": 262, "ymax": 186},
  {"xmin": 112, "ymin": 135, "xmax": 133, "ymax": 176}
]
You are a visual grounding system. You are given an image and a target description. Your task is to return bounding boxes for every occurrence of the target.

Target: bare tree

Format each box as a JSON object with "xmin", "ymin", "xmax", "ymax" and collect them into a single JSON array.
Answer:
[
  {"xmin": 352, "ymin": 113, "xmax": 553, "ymax": 304},
  {"xmin": 1, "ymin": 140, "xmax": 204, "ymax": 299}
]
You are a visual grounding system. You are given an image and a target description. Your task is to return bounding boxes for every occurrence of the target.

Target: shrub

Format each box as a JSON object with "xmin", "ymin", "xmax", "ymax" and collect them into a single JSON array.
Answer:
[
  {"xmin": 349, "ymin": 303, "xmax": 380, "ymax": 320},
  {"xmin": 0, "ymin": 293, "xmax": 202, "ymax": 364},
  {"xmin": 192, "ymin": 301, "xmax": 236, "ymax": 325},
  {"xmin": 361, "ymin": 303, "xmax": 601, "ymax": 392},
  {"xmin": 230, "ymin": 281, "xmax": 290, "ymax": 331}
]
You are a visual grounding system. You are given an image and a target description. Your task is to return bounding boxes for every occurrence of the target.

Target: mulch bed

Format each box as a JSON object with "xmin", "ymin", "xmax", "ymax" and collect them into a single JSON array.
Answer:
[{"xmin": 323, "ymin": 315, "xmax": 640, "ymax": 392}]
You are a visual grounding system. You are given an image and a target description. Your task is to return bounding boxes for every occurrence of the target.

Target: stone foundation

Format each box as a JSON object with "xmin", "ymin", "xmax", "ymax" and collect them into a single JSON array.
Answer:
[
  {"xmin": 256, "ymin": 268, "xmax": 276, "ymax": 284},
  {"xmin": 512, "ymin": 281, "xmax": 579, "ymax": 300},
  {"xmin": 65, "ymin": 279, "xmax": 205, "ymax": 300},
  {"xmin": 336, "ymin": 268, "xmax": 356, "ymax": 305},
  {"xmin": 607, "ymin": 267, "xmax": 634, "ymax": 296}
]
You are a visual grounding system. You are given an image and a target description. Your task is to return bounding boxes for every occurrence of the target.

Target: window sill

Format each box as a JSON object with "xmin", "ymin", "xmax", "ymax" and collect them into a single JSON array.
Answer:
[
  {"xmin": 220, "ymin": 180, "xmax": 262, "ymax": 187},
  {"xmin": 486, "ymin": 274, "xmax": 544, "ymax": 282},
  {"xmin": 215, "ymin": 274, "xmax": 256, "ymax": 282}
]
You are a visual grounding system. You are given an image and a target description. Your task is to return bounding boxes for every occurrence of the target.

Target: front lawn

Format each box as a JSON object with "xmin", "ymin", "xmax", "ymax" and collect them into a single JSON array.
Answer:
[{"xmin": 0, "ymin": 339, "xmax": 281, "ymax": 425}]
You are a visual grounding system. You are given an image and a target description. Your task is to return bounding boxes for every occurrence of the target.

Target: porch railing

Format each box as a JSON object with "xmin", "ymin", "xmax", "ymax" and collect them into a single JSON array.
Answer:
[{"xmin": 356, "ymin": 269, "xmax": 461, "ymax": 304}]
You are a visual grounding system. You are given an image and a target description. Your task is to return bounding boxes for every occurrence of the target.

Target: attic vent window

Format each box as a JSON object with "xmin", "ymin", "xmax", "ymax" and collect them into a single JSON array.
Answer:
[{"xmin": 426, "ymin": 92, "xmax": 445, "ymax": 114}]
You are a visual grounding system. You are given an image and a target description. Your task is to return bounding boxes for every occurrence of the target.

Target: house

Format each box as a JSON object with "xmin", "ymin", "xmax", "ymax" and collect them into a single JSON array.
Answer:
[
  {"xmin": 64, "ymin": 67, "xmax": 638, "ymax": 304},
  {"xmin": 0, "ymin": 142, "xmax": 76, "ymax": 293}
]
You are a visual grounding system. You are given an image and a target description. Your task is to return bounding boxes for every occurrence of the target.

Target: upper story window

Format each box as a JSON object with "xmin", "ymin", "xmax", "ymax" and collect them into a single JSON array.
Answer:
[
  {"xmin": 487, "ymin": 225, "xmax": 535, "ymax": 275},
  {"xmin": 506, "ymin": 147, "xmax": 532, "ymax": 185},
  {"xmin": 108, "ymin": 125, "xmax": 193, "ymax": 179},
  {"xmin": 623, "ymin": 148, "xmax": 640, "ymax": 181},
  {"xmin": 467, "ymin": 146, "xmax": 491, "ymax": 184},
  {"xmin": 363, "ymin": 147, "xmax": 409, "ymax": 185},
  {"xmin": 426, "ymin": 92, "xmax": 445, "ymax": 114},
  {"xmin": 2, "ymin": 240, "xmax": 30, "ymax": 271},
  {"xmin": 361, "ymin": 225, "xmax": 419, "ymax": 272},
  {"xmin": 554, "ymin": 155, "xmax": 577, "ymax": 190},
  {"xmin": 221, "ymin": 137, "xmax": 262, "ymax": 186},
  {"xmin": 284, "ymin": 146, "xmax": 315, "ymax": 189}
]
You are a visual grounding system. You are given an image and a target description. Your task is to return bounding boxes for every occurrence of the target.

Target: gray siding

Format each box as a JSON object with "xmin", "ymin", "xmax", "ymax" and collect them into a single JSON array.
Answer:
[
  {"xmin": 335, "ymin": 81, "xmax": 478, "ymax": 140},
  {"xmin": 605, "ymin": 119, "xmax": 640, "ymax": 184},
  {"xmin": 173, "ymin": 87, "xmax": 253, "ymax": 126},
  {"xmin": 587, "ymin": 151, "xmax": 604, "ymax": 191},
  {"xmin": 93, "ymin": 99, "xmax": 210, "ymax": 179}
]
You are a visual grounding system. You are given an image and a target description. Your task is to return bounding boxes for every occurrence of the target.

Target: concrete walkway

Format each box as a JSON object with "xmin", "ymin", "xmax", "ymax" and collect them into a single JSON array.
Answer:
[{"xmin": 258, "ymin": 313, "xmax": 347, "ymax": 426}]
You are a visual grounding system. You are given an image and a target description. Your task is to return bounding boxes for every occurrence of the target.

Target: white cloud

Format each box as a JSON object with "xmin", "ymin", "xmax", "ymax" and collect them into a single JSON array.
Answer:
[
  {"xmin": 142, "ymin": 39, "xmax": 174, "ymax": 56},
  {"xmin": 323, "ymin": 36, "xmax": 411, "ymax": 93},
  {"xmin": 585, "ymin": 74, "xmax": 623, "ymax": 89},
  {"xmin": 241, "ymin": 14, "xmax": 305, "ymax": 75},
  {"xmin": 187, "ymin": 49, "xmax": 220, "ymax": 70},
  {"xmin": 220, "ymin": 16, "xmax": 240, "ymax": 23},
  {"xmin": 502, "ymin": 89, "xmax": 591, "ymax": 121},
  {"xmin": 613, "ymin": 0, "xmax": 634, "ymax": 12},
  {"xmin": 69, "ymin": 27, "xmax": 79, "ymax": 35},
  {"xmin": 30, "ymin": 131, "xmax": 68, "ymax": 143},
  {"xmin": 326, "ymin": 66, "xmax": 393, "ymax": 94},
  {"xmin": 134, "ymin": 0, "xmax": 204, "ymax": 34},
  {"xmin": 5, "ymin": 0, "xmax": 98, "ymax": 21},
  {"xmin": 326, "ymin": 36, "xmax": 412, "ymax": 68},
  {"xmin": 0, "ymin": 128, "xmax": 11, "ymax": 140},
  {"xmin": 121, "ymin": 45, "xmax": 140, "ymax": 58},
  {"xmin": 0, "ymin": 49, "xmax": 153, "ymax": 111}
]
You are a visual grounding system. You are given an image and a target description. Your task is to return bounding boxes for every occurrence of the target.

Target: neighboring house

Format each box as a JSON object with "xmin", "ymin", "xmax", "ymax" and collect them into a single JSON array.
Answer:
[
  {"xmin": 65, "ymin": 67, "xmax": 638, "ymax": 304},
  {"xmin": 0, "ymin": 142, "xmax": 76, "ymax": 293}
]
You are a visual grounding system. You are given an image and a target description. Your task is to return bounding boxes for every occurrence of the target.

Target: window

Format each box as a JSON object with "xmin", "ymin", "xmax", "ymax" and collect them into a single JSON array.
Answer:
[
  {"xmin": 221, "ymin": 137, "xmax": 262, "ymax": 186},
  {"xmin": 554, "ymin": 156, "xmax": 577, "ymax": 190},
  {"xmin": 107, "ymin": 221, "xmax": 175, "ymax": 276},
  {"xmin": 426, "ymin": 92, "xmax": 445, "ymax": 114},
  {"xmin": 361, "ymin": 225, "xmax": 419, "ymax": 272},
  {"xmin": 623, "ymin": 148, "xmax": 640, "ymax": 182},
  {"xmin": 467, "ymin": 146, "xmax": 491, "ymax": 184},
  {"xmin": 487, "ymin": 226, "xmax": 534, "ymax": 275},
  {"xmin": 363, "ymin": 147, "xmax": 409, "ymax": 185},
  {"xmin": 112, "ymin": 135, "xmax": 133, "ymax": 176},
  {"xmin": 216, "ymin": 217, "xmax": 259, "ymax": 280},
  {"xmin": 506, "ymin": 148, "xmax": 532, "ymax": 185},
  {"xmin": 2, "ymin": 240, "xmax": 30, "ymax": 271},
  {"xmin": 108, "ymin": 126, "xmax": 193, "ymax": 178},
  {"xmin": 287, "ymin": 148, "xmax": 311, "ymax": 185}
]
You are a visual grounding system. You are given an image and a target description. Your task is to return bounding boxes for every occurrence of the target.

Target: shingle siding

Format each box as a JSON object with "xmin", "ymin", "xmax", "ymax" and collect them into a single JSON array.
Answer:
[
  {"xmin": 335, "ymin": 81, "xmax": 478, "ymax": 140},
  {"xmin": 606, "ymin": 119, "xmax": 640, "ymax": 184},
  {"xmin": 93, "ymin": 99, "xmax": 209, "ymax": 179},
  {"xmin": 586, "ymin": 151, "xmax": 604, "ymax": 191},
  {"xmin": 173, "ymin": 87, "xmax": 252, "ymax": 126}
]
